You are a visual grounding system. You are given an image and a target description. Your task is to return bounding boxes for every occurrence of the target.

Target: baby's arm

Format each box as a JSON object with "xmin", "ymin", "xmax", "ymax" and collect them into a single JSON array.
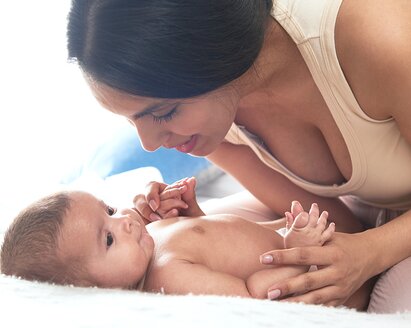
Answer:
[
  {"xmin": 147, "ymin": 259, "xmax": 252, "ymax": 298},
  {"xmin": 247, "ymin": 203, "xmax": 335, "ymax": 299}
]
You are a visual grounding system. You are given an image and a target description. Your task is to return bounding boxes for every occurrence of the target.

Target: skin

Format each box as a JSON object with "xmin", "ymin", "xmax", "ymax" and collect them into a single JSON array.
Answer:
[
  {"xmin": 84, "ymin": 0, "xmax": 411, "ymax": 307},
  {"xmin": 58, "ymin": 191, "xmax": 154, "ymax": 289},
  {"xmin": 56, "ymin": 188, "xmax": 353, "ymax": 306}
]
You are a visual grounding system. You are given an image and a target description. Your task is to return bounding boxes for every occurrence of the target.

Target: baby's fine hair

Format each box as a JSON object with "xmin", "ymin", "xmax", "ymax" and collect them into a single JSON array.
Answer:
[
  {"xmin": 0, "ymin": 192, "xmax": 85, "ymax": 285},
  {"xmin": 67, "ymin": 0, "xmax": 274, "ymax": 98}
]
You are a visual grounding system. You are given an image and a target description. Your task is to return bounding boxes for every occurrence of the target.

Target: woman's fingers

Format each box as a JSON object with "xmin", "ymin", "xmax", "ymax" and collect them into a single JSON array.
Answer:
[
  {"xmin": 157, "ymin": 199, "xmax": 188, "ymax": 215},
  {"xmin": 160, "ymin": 186, "xmax": 186, "ymax": 200},
  {"xmin": 278, "ymin": 286, "xmax": 345, "ymax": 306},
  {"xmin": 133, "ymin": 194, "xmax": 161, "ymax": 222},
  {"xmin": 145, "ymin": 181, "xmax": 168, "ymax": 211},
  {"xmin": 261, "ymin": 245, "xmax": 336, "ymax": 266},
  {"xmin": 267, "ymin": 267, "xmax": 339, "ymax": 300},
  {"xmin": 262, "ymin": 233, "xmax": 372, "ymax": 306}
]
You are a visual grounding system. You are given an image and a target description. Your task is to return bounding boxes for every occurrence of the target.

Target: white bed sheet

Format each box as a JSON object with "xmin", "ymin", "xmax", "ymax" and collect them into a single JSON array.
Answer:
[{"xmin": 1, "ymin": 274, "xmax": 410, "ymax": 328}]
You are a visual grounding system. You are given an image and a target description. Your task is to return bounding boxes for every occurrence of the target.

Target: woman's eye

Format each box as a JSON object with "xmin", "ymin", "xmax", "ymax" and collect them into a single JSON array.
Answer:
[
  {"xmin": 107, "ymin": 206, "xmax": 117, "ymax": 216},
  {"xmin": 106, "ymin": 232, "xmax": 114, "ymax": 247},
  {"xmin": 151, "ymin": 106, "xmax": 178, "ymax": 124}
]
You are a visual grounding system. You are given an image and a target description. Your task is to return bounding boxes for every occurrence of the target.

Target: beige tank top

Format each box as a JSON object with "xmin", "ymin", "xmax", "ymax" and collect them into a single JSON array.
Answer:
[{"xmin": 225, "ymin": 0, "xmax": 411, "ymax": 210}]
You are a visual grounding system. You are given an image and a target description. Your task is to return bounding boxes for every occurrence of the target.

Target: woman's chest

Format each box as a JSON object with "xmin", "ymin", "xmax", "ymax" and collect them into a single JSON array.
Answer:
[{"xmin": 237, "ymin": 82, "xmax": 352, "ymax": 186}]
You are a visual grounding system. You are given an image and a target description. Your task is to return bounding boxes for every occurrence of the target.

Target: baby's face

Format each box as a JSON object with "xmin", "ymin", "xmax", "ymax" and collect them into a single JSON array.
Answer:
[{"xmin": 58, "ymin": 191, "xmax": 154, "ymax": 289}]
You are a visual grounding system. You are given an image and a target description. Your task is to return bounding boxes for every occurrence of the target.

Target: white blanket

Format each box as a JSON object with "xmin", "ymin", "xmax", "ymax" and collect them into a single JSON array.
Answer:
[{"xmin": 1, "ymin": 275, "xmax": 410, "ymax": 328}]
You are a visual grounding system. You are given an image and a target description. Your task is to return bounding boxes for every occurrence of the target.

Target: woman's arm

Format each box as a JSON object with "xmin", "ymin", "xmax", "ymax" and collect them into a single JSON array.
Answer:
[
  {"xmin": 256, "ymin": 0, "xmax": 411, "ymax": 306},
  {"xmin": 207, "ymin": 142, "xmax": 363, "ymax": 233},
  {"xmin": 260, "ymin": 211, "xmax": 411, "ymax": 307}
]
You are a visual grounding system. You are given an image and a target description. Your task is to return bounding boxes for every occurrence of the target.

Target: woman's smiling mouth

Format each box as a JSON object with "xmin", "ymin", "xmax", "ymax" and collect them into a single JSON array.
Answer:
[{"xmin": 175, "ymin": 135, "xmax": 198, "ymax": 153}]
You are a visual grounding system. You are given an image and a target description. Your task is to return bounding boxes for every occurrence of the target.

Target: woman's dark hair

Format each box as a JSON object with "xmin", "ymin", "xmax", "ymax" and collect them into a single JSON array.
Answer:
[{"xmin": 67, "ymin": 0, "xmax": 274, "ymax": 98}]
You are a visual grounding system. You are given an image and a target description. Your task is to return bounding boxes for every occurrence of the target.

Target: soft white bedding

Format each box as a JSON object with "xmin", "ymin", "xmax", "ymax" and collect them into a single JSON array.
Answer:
[
  {"xmin": 1, "ymin": 167, "xmax": 410, "ymax": 327},
  {"xmin": 1, "ymin": 275, "xmax": 410, "ymax": 328}
]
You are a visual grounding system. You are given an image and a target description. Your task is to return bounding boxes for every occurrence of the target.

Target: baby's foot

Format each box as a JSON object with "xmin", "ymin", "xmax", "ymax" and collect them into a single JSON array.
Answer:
[{"xmin": 283, "ymin": 203, "xmax": 335, "ymax": 248}]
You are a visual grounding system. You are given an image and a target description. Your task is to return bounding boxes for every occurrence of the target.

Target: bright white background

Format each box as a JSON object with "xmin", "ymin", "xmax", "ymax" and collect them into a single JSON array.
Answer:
[{"xmin": 0, "ymin": 2, "xmax": 126, "ymax": 207}]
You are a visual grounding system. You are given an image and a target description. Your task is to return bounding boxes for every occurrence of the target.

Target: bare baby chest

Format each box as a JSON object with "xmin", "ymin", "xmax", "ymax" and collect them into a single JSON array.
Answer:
[{"xmin": 149, "ymin": 215, "xmax": 282, "ymax": 280}]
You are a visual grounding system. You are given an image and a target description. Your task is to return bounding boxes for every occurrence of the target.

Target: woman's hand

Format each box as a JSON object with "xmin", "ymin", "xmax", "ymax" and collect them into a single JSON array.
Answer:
[
  {"xmin": 133, "ymin": 177, "xmax": 204, "ymax": 222},
  {"xmin": 261, "ymin": 231, "xmax": 374, "ymax": 307},
  {"xmin": 157, "ymin": 177, "xmax": 205, "ymax": 218},
  {"xmin": 133, "ymin": 180, "xmax": 187, "ymax": 222}
]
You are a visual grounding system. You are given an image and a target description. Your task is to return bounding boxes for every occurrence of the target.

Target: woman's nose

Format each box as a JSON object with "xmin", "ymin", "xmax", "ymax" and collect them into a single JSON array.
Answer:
[{"xmin": 133, "ymin": 122, "xmax": 166, "ymax": 152}]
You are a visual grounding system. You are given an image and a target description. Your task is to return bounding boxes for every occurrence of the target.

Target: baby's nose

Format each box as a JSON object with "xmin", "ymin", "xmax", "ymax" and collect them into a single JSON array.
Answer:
[{"xmin": 121, "ymin": 217, "xmax": 133, "ymax": 233}]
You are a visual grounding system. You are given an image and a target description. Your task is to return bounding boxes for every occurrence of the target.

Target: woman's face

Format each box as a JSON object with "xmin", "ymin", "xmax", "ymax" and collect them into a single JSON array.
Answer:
[{"xmin": 88, "ymin": 81, "xmax": 240, "ymax": 157}]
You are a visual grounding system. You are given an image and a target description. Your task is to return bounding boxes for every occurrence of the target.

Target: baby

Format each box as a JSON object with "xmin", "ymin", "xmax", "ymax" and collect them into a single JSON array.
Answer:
[{"xmin": 1, "ymin": 178, "xmax": 336, "ymax": 302}]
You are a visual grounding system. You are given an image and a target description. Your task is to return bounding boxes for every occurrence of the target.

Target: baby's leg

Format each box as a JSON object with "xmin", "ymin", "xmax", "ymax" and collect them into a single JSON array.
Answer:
[{"xmin": 284, "ymin": 203, "xmax": 335, "ymax": 248}]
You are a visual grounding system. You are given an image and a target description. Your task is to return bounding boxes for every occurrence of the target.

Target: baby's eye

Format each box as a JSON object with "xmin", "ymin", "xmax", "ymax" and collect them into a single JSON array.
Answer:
[
  {"xmin": 107, "ymin": 206, "xmax": 117, "ymax": 216},
  {"xmin": 106, "ymin": 232, "xmax": 114, "ymax": 247}
]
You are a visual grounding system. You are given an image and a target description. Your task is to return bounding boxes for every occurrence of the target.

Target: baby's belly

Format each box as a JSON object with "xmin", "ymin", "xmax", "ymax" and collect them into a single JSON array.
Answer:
[{"xmin": 149, "ymin": 215, "xmax": 283, "ymax": 280}]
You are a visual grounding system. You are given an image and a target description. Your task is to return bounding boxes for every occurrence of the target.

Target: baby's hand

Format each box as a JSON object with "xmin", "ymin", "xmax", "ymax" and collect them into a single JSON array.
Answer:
[
  {"xmin": 283, "ymin": 202, "xmax": 335, "ymax": 249},
  {"xmin": 157, "ymin": 177, "xmax": 205, "ymax": 218}
]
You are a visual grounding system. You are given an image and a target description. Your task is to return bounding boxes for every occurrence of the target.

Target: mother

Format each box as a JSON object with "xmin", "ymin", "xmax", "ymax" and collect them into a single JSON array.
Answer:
[{"xmin": 67, "ymin": 0, "xmax": 411, "ymax": 313}]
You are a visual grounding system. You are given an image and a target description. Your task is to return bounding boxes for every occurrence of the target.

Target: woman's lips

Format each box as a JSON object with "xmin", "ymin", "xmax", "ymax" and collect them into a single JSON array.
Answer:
[{"xmin": 175, "ymin": 135, "xmax": 197, "ymax": 153}]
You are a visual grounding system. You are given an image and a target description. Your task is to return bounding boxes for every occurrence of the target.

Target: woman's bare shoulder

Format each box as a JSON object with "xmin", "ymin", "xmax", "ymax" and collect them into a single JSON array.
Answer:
[{"xmin": 336, "ymin": 0, "xmax": 411, "ymax": 121}]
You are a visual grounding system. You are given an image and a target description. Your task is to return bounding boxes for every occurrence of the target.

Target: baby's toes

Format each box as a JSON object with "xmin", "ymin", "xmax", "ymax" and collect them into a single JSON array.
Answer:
[
  {"xmin": 285, "ymin": 212, "xmax": 294, "ymax": 230},
  {"xmin": 292, "ymin": 212, "xmax": 309, "ymax": 229},
  {"xmin": 316, "ymin": 211, "xmax": 328, "ymax": 231},
  {"xmin": 320, "ymin": 222, "xmax": 335, "ymax": 244},
  {"xmin": 308, "ymin": 203, "xmax": 320, "ymax": 227},
  {"xmin": 291, "ymin": 200, "xmax": 304, "ymax": 217}
]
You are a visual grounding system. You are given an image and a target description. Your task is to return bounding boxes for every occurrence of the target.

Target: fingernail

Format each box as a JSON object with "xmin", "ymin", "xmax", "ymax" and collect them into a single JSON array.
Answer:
[
  {"xmin": 261, "ymin": 254, "xmax": 273, "ymax": 264},
  {"xmin": 149, "ymin": 213, "xmax": 161, "ymax": 221},
  {"xmin": 149, "ymin": 200, "xmax": 157, "ymax": 211},
  {"xmin": 268, "ymin": 289, "xmax": 281, "ymax": 300}
]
